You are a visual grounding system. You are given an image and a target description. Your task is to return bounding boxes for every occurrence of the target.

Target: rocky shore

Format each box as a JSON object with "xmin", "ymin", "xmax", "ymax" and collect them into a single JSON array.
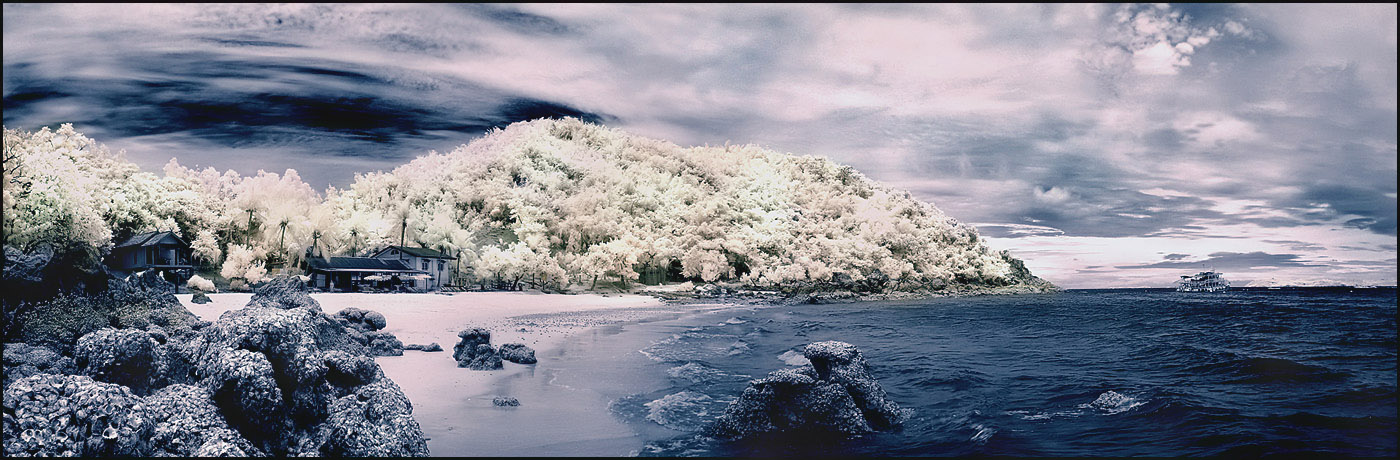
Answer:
[{"xmin": 2, "ymin": 273, "xmax": 429, "ymax": 457}]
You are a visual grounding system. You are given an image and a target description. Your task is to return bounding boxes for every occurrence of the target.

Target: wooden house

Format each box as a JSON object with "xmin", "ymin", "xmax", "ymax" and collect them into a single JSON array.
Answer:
[
  {"xmin": 371, "ymin": 245, "xmax": 457, "ymax": 291},
  {"xmin": 108, "ymin": 231, "xmax": 194, "ymax": 272},
  {"xmin": 305, "ymin": 256, "xmax": 428, "ymax": 292}
]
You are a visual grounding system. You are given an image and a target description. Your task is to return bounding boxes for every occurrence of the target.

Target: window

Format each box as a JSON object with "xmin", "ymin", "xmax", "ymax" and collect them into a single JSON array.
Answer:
[
  {"xmin": 438, "ymin": 261, "xmax": 445, "ymax": 271},
  {"xmin": 421, "ymin": 259, "xmax": 429, "ymax": 270}
]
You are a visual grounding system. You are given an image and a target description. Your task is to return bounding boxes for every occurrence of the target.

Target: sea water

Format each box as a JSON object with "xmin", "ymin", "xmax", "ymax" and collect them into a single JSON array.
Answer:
[{"xmin": 488, "ymin": 288, "xmax": 1397, "ymax": 457}]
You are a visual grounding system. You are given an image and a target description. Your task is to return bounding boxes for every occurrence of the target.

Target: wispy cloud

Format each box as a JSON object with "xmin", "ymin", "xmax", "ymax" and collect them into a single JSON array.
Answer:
[{"xmin": 3, "ymin": 3, "xmax": 1395, "ymax": 287}]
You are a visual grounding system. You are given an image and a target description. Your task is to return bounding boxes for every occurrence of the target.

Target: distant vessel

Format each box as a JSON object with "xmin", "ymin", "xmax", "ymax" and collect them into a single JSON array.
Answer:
[{"xmin": 1178, "ymin": 271, "xmax": 1229, "ymax": 292}]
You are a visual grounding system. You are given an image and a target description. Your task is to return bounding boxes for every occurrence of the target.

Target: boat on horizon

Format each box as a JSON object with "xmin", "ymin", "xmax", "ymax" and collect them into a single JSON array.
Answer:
[{"xmin": 1178, "ymin": 270, "xmax": 1229, "ymax": 292}]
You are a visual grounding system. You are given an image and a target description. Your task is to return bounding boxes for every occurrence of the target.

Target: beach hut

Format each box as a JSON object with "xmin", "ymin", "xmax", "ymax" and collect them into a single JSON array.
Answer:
[
  {"xmin": 371, "ymin": 245, "xmax": 457, "ymax": 291},
  {"xmin": 108, "ymin": 231, "xmax": 194, "ymax": 272},
  {"xmin": 306, "ymin": 256, "xmax": 427, "ymax": 292}
]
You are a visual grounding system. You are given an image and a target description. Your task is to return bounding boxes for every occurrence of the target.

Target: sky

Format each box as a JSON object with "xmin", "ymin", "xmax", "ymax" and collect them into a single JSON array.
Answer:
[{"xmin": 3, "ymin": 3, "xmax": 1396, "ymax": 288}]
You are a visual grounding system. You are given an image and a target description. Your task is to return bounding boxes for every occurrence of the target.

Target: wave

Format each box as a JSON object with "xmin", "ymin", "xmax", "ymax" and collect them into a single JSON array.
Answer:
[
  {"xmin": 1191, "ymin": 357, "xmax": 1350, "ymax": 384},
  {"xmin": 644, "ymin": 391, "xmax": 732, "ymax": 432},
  {"xmin": 777, "ymin": 349, "xmax": 810, "ymax": 366},
  {"xmin": 1078, "ymin": 390, "xmax": 1145, "ymax": 415},
  {"xmin": 667, "ymin": 362, "xmax": 751, "ymax": 385}
]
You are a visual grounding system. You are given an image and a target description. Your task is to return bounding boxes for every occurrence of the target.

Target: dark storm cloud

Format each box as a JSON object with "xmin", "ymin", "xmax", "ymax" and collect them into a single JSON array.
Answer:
[
  {"xmin": 3, "ymin": 48, "xmax": 609, "ymax": 186},
  {"xmin": 1117, "ymin": 251, "xmax": 1326, "ymax": 270},
  {"xmin": 455, "ymin": 4, "xmax": 575, "ymax": 36}
]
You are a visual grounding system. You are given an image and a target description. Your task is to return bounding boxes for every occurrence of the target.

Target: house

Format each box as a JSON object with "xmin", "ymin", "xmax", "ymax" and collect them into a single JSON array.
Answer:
[
  {"xmin": 306, "ymin": 256, "xmax": 429, "ymax": 292},
  {"xmin": 108, "ymin": 231, "xmax": 194, "ymax": 273},
  {"xmin": 371, "ymin": 245, "xmax": 457, "ymax": 291}
]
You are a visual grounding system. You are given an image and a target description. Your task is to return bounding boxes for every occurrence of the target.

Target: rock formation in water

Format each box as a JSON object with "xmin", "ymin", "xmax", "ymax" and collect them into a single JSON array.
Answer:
[
  {"xmin": 707, "ymin": 341, "xmax": 909, "ymax": 439},
  {"xmin": 498, "ymin": 343, "xmax": 537, "ymax": 364},
  {"xmin": 452, "ymin": 328, "xmax": 503, "ymax": 370}
]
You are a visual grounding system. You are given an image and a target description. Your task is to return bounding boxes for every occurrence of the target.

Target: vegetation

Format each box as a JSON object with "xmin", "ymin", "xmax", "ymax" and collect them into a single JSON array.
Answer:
[{"xmin": 3, "ymin": 119, "xmax": 1049, "ymax": 294}]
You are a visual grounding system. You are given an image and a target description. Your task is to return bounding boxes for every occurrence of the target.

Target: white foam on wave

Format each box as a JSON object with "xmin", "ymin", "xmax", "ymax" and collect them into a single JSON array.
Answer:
[
  {"xmin": 970, "ymin": 423, "xmax": 996, "ymax": 444},
  {"xmin": 725, "ymin": 340, "xmax": 751, "ymax": 356},
  {"xmin": 1079, "ymin": 390, "xmax": 1144, "ymax": 415},
  {"xmin": 645, "ymin": 391, "xmax": 728, "ymax": 432},
  {"xmin": 666, "ymin": 362, "xmax": 750, "ymax": 384},
  {"xmin": 722, "ymin": 317, "xmax": 747, "ymax": 325},
  {"xmin": 777, "ymin": 349, "xmax": 810, "ymax": 366}
]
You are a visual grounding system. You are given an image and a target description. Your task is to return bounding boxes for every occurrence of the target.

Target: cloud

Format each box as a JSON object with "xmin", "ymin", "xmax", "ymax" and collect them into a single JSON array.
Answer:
[
  {"xmin": 1117, "ymin": 251, "xmax": 1325, "ymax": 270},
  {"xmin": 3, "ymin": 3, "xmax": 1395, "ymax": 287}
]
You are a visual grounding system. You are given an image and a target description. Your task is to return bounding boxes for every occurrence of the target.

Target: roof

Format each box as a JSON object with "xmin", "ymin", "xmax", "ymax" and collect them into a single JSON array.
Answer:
[
  {"xmin": 307, "ymin": 257, "xmax": 423, "ymax": 273},
  {"xmin": 114, "ymin": 231, "xmax": 188, "ymax": 249},
  {"xmin": 375, "ymin": 245, "xmax": 457, "ymax": 259}
]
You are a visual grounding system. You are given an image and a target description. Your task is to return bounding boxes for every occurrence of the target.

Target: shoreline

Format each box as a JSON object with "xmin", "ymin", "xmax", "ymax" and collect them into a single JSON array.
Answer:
[{"xmin": 177, "ymin": 291, "xmax": 748, "ymax": 456}]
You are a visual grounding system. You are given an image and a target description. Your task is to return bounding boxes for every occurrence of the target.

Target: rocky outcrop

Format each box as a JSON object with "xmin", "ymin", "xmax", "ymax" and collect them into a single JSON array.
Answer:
[
  {"xmin": 707, "ymin": 341, "xmax": 908, "ymax": 439},
  {"xmin": 492, "ymin": 397, "xmax": 520, "ymax": 407},
  {"xmin": 452, "ymin": 328, "xmax": 502, "ymax": 370},
  {"xmin": 334, "ymin": 307, "xmax": 386, "ymax": 332},
  {"xmin": 2, "ymin": 342, "xmax": 75, "ymax": 386},
  {"xmin": 404, "ymin": 342, "xmax": 442, "ymax": 352},
  {"xmin": 498, "ymin": 343, "xmax": 537, "ymax": 364},
  {"xmin": 334, "ymin": 308, "xmax": 403, "ymax": 357},
  {"xmin": 145, "ymin": 384, "xmax": 262, "ymax": 457},
  {"xmin": 175, "ymin": 305, "xmax": 427, "ymax": 456},
  {"xmin": 2, "ymin": 373, "xmax": 154, "ymax": 457},
  {"xmin": 14, "ymin": 270, "xmax": 203, "ymax": 353},
  {"xmin": 366, "ymin": 331, "xmax": 405, "ymax": 357},
  {"xmin": 191, "ymin": 290, "xmax": 212, "ymax": 304},
  {"xmin": 246, "ymin": 275, "xmax": 320, "ymax": 311},
  {"xmin": 73, "ymin": 328, "xmax": 167, "ymax": 396}
]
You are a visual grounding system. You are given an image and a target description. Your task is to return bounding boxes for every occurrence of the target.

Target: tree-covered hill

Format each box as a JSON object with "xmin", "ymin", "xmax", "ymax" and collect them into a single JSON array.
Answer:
[{"xmin": 3, "ymin": 119, "xmax": 1054, "ymax": 294}]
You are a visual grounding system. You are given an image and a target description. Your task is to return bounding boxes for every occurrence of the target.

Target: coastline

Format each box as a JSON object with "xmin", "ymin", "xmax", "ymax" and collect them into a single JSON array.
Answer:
[{"xmin": 177, "ymin": 291, "xmax": 747, "ymax": 456}]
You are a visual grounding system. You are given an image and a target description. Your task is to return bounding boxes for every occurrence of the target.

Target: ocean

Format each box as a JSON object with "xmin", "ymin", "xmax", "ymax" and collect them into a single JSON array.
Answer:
[{"xmin": 506, "ymin": 287, "xmax": 1397, "ymax": 457}]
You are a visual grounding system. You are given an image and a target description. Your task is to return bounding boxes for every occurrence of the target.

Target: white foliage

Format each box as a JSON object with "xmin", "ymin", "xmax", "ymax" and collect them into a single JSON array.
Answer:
[
  {"xmin": 220, "ymin": 244, "xmax": 266, "ymax": 282},
  {"xmin": 187, "ymin": 274, "xmax": 216, "ymax": 292},
  {"xmin": 4, "ymin": 120, "xmax": 1035, "ymax": 291}
]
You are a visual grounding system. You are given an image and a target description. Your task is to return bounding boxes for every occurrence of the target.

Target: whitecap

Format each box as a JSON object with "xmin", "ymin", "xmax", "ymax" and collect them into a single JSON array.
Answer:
[
  {"xmin": 777, "ymin": 349, "xmax": 810, "ymax": 366},
  {"xmin": 667, "ymin": 362, "xmax": 750, "ymax": 384},
  {"xmin": 970, "ymin": 423, "xmax": 996, "ymax": 444},
  {"xmin": 1078, "ymin": 390, "xmax": 1144, "ymax": 415},
  {"xmin": 644, "ymin": 391, "xmax": 730, "ymax": 432}
]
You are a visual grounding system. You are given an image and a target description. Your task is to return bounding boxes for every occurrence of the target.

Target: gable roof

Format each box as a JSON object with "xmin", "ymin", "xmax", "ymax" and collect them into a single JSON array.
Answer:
[
  {"xmin": 374, "ymin": 245, "xmax": 457, "ymax": 260},
  {"xmin": 114, "ymin": 231, "xmax": 188, "ymax": 249},
  {"xmin": 307, "ymin": 256, "xmax": 421, "ymax": 273}
]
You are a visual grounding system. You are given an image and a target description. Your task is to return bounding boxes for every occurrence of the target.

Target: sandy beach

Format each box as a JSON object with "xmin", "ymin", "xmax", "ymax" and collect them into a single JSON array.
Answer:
[{"xmin": 178, "ymin": 291, "xmax": 740, "ymax": 456}]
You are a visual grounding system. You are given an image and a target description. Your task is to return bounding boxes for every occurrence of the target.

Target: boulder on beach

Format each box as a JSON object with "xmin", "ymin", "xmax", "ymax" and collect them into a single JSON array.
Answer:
[
  {"xmin": 246, "ymin": 275, "xmax": 320, "ymax": 311},
  {"xmin": 14, "ymin": 269, "xmax": 203, "ymax": 353},
  {"xmin": 73, "ymin": 327, "xmax": 167, "ymax": 396},
  {"xmin": 492, "ymin": 396, "xmax": 520, "ymax": 407},
  {"xmin": 707, "ymin": 341, "xmax": 909, "ymax": 439},
  {"xmin": 452, "ymin": 328, "xmax": 503, "ymax": 370},
  {"xmin": 144, "ymin": 384, "xmax": 262, "ymax": 457},
  {"xmin": 1, "ymin": 342, "xmax": 75, "ymax": 386},
  {"xmin": 498, "ymin": 343, "xmax": 537, "ymax": 364},
  {"xmin": 404, "ymin": 342, "xmax": 443, "ymax": 352},
  {"xmin": 334, "ymin": 307, "xmax": 387, "ymax": 332},
  {"xmin": 317, "ymin": 379, "xmax": 429, "ymax": 457},
  {"xmin": 366, "ymin": 331, "xmax": 405, "ymax": 357},
  {"xmin": 2, "ymin": 373, "xmax": 155, "ymax": 457},
  {"xmin": 175, "ymin": 304, "xmax": 426, "ymax": 456},
  {"xmin": 334, "ymin": 307, "xmax": 404, "ymax": 357}
]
